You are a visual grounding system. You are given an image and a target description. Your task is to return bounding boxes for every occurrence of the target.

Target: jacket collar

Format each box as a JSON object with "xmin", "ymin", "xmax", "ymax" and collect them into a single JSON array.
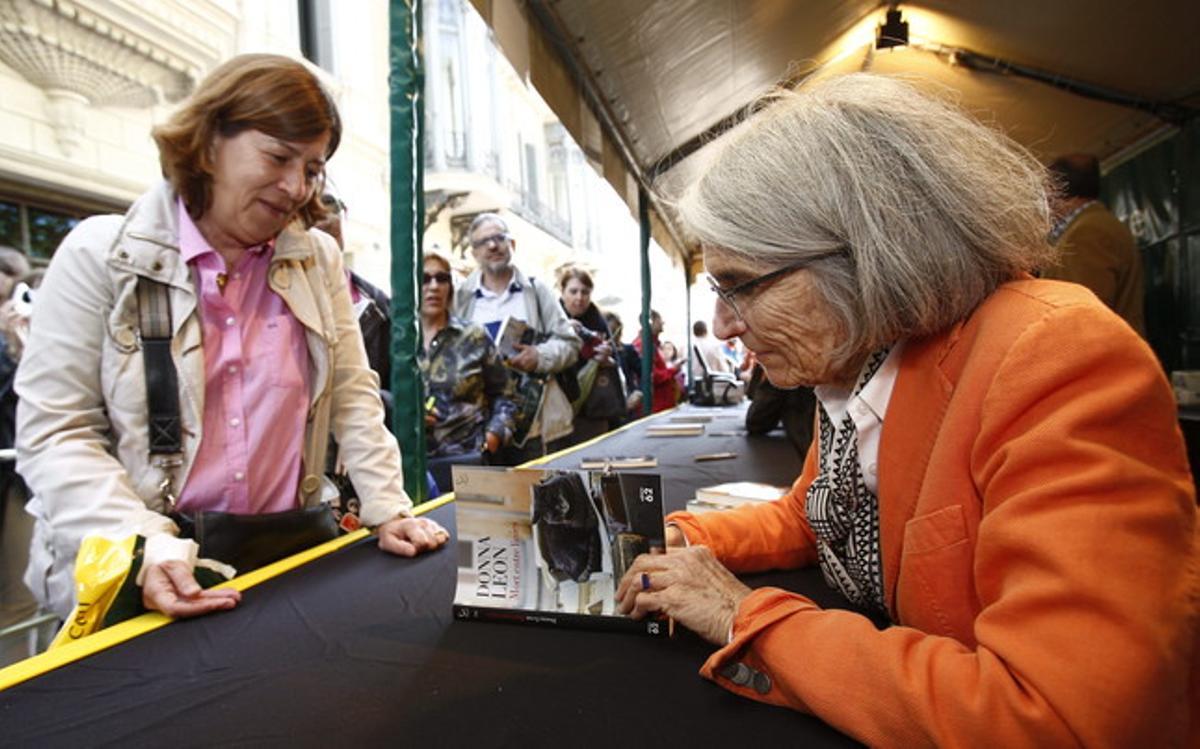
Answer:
[
  {"xmin": 111, "ymin": 181, "xmax": 315, "ymax": 287},
  {"xmin": 875, "ymin": 276, "xmax": 1037, "ymax": 617},
  {"xmin": 877, "ymin": 326, "xmax": 957, "ymax": 618},
  {"xmin": 110, "ymin": 181, "xmax": 188, "ymax": 288}
]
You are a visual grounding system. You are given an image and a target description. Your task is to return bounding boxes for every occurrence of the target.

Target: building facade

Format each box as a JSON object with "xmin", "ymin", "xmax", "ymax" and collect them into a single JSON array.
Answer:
[{"xmin": 0, "ymin": 0, "xmax": 689, "ymax": 340}]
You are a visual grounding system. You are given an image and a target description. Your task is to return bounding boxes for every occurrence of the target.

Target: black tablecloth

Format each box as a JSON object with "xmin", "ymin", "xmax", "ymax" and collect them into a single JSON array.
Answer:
[
  {"xmin": 0, "ymin": 406, "xmax": 861, "ymax": 748},
  {"xmin": 543, "ymin": 404, "xmax": 804, "ymax": 513}
]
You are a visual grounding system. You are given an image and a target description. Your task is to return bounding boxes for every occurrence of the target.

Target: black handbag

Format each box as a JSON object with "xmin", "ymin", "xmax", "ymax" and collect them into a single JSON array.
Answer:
[{"xmin": 170, "ymin": 505, "xmax": 339, "ymax": 573}]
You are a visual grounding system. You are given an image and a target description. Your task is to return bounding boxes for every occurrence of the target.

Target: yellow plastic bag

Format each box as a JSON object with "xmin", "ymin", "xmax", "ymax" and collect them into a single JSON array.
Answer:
[{"xmin": 50, "ymin": 534, "xmax": 145, "ymax": 649}]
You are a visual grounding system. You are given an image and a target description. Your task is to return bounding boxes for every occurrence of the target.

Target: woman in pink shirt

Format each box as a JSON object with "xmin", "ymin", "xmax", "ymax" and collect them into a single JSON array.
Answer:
[{"xmin": 16, "ymin": 54, "xmax": 446, "ymax": 623}]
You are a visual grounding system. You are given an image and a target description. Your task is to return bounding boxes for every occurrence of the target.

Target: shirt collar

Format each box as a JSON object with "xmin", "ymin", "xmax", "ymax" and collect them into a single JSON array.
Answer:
[
  {"xmin": 814, "ymin": 341, "xmax": 905, "ymax": 422},
  {"xmin": 176, "ymin": 198, "xmax": 274, "ymax": 262},
  {"xmin": 472, "ymin": 275, "xmax": 524, "ymax": 298},
  {"xmin": 857, "ymin": 341, "xmax": 905, "ymax": 421}
]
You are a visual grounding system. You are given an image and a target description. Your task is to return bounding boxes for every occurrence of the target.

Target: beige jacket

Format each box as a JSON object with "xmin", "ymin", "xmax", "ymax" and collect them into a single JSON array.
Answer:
[{"xmin": 17, "ymin": 181, "xmax": 410, "ymax": 617}]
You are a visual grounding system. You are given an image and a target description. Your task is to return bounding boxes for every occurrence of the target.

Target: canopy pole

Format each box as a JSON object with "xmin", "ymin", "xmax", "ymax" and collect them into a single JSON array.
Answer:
[
  {"xmin": 638, "ymin": 188, "xmax": 653, "ymax": 416},
  {"xmin": 389, "ymin": 0, "xmax": 427, "ymax": 502},
  {"xmin": 684, "ymin": 263, "xmax": 694, "ymax": 389}
]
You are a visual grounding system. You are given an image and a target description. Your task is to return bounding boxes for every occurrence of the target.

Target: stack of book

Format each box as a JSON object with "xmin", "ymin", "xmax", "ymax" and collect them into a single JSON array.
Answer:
[
  {"xmin": 685, "ymin": 481, "xmax": 789, "ymax": 514},
  {"xmin": 646, "ymin": 422, "xmax": 704, "ymax": 437}
]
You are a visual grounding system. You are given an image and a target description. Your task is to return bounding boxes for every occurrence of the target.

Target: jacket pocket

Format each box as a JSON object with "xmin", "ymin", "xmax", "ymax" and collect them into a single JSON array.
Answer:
[{"xmin": 896, "ymin": 504, "xmax": 978, "ymax": 644}]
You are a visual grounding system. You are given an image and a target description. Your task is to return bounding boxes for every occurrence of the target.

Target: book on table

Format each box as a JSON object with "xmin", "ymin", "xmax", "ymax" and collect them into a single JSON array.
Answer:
[
  {"xmin": 452, "ymin": 464, "xmax": 668, "ymax": 636},
  {"xmin": 577, "ymin": 455, "xmax": 657, "ymax": 470},
  {"xmin": 646, "ymin": 422, "xmax": 704, "ymax": 437},
  {"xmin": 686, "ymin": 481, "xmax": 790, "ymax": 514}
]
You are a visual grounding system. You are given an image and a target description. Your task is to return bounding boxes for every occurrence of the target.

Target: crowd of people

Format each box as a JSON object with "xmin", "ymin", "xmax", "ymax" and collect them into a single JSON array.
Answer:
[{"xmin": 0, "ymin": 50, "xmax": 1194, "ymax": 748}]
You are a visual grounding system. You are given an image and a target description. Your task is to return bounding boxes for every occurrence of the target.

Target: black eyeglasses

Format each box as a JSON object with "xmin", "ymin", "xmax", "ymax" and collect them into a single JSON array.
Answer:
[
  {"xmin": 471, "ymin": 232, "xmax": 510, "ymax": 250},
  {"xmin": 707, "ymin": 248, "xmax": 846, "ymax": 321},
  {"xmin": 422, "ymin": 271, "xmax": 452, "ymax": 285}
]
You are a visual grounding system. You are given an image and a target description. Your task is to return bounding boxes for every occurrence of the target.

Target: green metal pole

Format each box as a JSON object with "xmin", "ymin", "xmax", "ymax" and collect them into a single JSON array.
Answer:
[
  {"xmin": 639, "ymin": 188, "xmax": 653, "ymax": 416},
  {"xmin": 389, "ymin": 0, "xmax": 426, "ymax": 502},
  {"xmin": 684, "ymin": 263, "xmax": 693, "ymax": 389}
]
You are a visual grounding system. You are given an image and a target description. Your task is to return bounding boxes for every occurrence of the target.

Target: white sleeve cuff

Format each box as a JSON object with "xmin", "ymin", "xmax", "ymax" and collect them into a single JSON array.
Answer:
[{"xmin": 136, "ymin": 533, "xmax": 198, "ymax": 586}]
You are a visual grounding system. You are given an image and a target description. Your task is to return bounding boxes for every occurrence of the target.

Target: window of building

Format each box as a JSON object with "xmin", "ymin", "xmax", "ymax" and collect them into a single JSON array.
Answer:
[
  {"xmin": 298, "ymin": 0, "xmax": 336, "ymax": 73},
  {"xmin": 0, "ymin": 198, "xmax": 87, "ymax": 261}
]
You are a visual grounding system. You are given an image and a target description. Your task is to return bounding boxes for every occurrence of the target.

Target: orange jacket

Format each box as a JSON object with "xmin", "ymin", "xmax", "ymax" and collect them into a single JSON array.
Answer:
[{"xmin": 669, "ymin": 280, "xmax": 1197, "ymax": 748}]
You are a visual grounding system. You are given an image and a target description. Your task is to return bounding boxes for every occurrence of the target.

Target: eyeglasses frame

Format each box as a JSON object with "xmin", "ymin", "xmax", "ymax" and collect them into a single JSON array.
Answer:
[
  {"xmin": 707, "ymin": 248, "xmax": 846, "ymax": 321},
  {"xmin": 470, "ymin": 231, "xmax": 511, "ymax": 250}
]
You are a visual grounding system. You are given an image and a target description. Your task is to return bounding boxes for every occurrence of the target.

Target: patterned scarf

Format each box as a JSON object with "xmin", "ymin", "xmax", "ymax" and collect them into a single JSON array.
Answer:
[{"xmin": 805, "ymin": 347, "xmax": 891, "ymax": 615}]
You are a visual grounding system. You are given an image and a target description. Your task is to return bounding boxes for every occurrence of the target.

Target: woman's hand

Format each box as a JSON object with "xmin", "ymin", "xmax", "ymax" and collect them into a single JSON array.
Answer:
[
  {"xmin": 377, "ymin": 516, "xmax": 450, "ymax": 557},
  {"xmin": 615, "ymin": 546, "xmax": 752, "ymax": 646},
  {"xmin": 141, "ymin": 561, "xmax": 241, "ymax": 618},
  {"xmin": 592, "ymin": 341, "xmax": 613, "ymax": 364}
]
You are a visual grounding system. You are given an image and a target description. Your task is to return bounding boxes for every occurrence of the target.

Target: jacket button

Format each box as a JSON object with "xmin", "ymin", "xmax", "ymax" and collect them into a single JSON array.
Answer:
[
  {"xmin": 300, "ymin": 474, "xmax": 321, "ymax": 494},
  {"xmin": 718, "ymin": 662, "xmax": 753, "ymax": 687},
  {"xmin": 114, "ymin": 328, "xmax": 136, "ymax": 348},
  {"xmin": 752, "ymin": 671, "xmax": 772, "ymax": 695},
  {"xmin": 152, "ymin": 261, "xmax": 163, "ymax": 271}
]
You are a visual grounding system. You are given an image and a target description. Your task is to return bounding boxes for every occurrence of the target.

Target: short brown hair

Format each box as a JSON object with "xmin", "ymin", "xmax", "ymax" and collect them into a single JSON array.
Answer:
[
  {"xmin": 152, "ymin": 53, "xmax": 342, "ymax": 227},
  {"xmin": 557, "ymin": 265, "xmax": 594, "ymax": 292}
]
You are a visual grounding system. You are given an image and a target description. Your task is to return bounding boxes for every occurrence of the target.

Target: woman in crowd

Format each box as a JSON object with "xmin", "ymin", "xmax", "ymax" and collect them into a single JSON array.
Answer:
[
  {"xmin": 617, "ymin": 74, "xmax": 1196, "ymax": 747},
  {"xmin": 17, "ymin": 54, "xmax": 447, "ymax": 623},
  {"xmin": 633, "ymin": 309, "xmax": 682, "ymax": 413},
  {"xmin": 553, "ymin": 266, "xmax": 627, "ymax": 447},
  {"xmin": 419, "ymin": 250, "xmax": 515, "ymax": 490},
  {"xmin": 602, "ymin": 310, "xmax": 644, "ymax": 418}
]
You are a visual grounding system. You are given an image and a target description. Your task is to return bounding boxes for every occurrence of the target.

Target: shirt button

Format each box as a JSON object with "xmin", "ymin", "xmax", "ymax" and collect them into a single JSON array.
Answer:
[
  {"xmin": 228, "ymin": 365, "xmax": 238, "ymax": 375},
  {"xmin": 229, "ymin": 417, "xmax": 241, "ymax": 427},
  {"xmin": 234, "ymin": 471, "xmax": 245, "ymax": 481},
  {"xmin": 233, "ymin": 272, "xmax": 242, "ymax": 280},
  {"xmin": 855, "ymin": 403, "xmax": 869, "ymax": 416},
  {"xmin": 868, "ymin": 462, "xmax": 878, "ymax": 476},
  {"xmin": 225, "ymin": 316, "xmax": 236, "ymax": 327}
]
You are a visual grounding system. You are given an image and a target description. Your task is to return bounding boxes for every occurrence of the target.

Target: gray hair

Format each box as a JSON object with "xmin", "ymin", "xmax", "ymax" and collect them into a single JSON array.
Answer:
[
  {"xmin": 467, "ymin": 212, "xmax": 509, "ymax": 236},
  {"xmin": 677, "ymin": 73, "xmax": 1055, "ymax": 366}
]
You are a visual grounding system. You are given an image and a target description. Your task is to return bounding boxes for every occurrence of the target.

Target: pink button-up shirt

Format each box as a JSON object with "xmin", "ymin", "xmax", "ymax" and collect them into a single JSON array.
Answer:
[{"xmin": 175, "ymin": 202, "xmax": 311, "ymax": 514}]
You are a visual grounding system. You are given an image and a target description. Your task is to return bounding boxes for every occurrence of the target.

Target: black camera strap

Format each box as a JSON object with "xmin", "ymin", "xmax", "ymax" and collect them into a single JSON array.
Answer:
[{"xmin": 136, "ymin": 277, "xmax": 182, "ymax": 455}]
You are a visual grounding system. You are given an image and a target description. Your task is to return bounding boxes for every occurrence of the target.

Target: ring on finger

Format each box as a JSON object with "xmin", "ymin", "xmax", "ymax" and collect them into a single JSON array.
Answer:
[{"xmin": 641, "ymin": 572, "xmax": 651, "ymax": 591}]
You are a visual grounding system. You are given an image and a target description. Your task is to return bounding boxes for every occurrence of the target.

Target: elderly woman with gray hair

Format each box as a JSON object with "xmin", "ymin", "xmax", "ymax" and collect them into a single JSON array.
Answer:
[{"xmin": 616, "ymin": 74, "xmax": 1196, "ymax": 747}]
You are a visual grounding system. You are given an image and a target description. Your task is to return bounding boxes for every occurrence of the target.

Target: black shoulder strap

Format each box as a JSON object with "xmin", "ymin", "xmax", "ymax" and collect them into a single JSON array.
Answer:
[{"xmin": 136, "ymin": 277, "xmax": 182, "ymax": 455}]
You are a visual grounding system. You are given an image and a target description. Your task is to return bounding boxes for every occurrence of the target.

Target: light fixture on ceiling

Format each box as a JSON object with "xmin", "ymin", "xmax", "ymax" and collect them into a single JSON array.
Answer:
[{"xmin": 876, "ymin": 6, "xmax": 909, "ymax": 50}]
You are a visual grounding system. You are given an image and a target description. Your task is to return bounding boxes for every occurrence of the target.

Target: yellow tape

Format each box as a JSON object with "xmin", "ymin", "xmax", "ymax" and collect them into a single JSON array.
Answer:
[{"xmin": 0, "ymin": 500, "xmax": 447, "ymax": 692}]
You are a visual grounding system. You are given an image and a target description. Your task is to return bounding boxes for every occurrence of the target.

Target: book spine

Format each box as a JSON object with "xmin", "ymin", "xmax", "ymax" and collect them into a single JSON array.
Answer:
[{"xmin": 452, "ymin": 604, "xmax": 668, "ymax": 637}]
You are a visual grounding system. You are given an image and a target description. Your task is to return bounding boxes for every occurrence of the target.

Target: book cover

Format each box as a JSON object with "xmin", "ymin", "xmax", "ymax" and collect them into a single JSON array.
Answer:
[
  {"xmin": 452, "ymin": 465, "xmax": 668, "ymax": 636},
  {"xmin": 494, "ymin": 316, "xmax": 534, "ymax": 360}
]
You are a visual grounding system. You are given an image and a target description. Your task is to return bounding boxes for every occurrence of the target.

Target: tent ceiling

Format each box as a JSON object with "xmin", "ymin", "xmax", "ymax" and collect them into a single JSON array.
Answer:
[{"xmin": 478, "ymin": 0, "xmax": 1200, "ymax": 264}]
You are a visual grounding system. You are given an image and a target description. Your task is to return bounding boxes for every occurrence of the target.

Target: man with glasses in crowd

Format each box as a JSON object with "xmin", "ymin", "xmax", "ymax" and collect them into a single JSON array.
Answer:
[{"xmin": 453, "ymin": 213, "xmax": 580, "ymax": 464}]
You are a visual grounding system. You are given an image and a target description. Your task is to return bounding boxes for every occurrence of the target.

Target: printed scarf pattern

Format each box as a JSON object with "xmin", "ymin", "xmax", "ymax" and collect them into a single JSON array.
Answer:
[{"xmin": 805, "ymin": 347, "xmax": 891, "ymax": 615}]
